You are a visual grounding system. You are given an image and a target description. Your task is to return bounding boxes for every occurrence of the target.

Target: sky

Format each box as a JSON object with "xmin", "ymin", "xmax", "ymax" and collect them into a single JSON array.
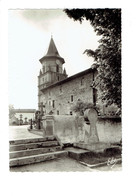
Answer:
[{"xmin": 8, "ymin": 9, "xmax": 100, "ymax": 109}]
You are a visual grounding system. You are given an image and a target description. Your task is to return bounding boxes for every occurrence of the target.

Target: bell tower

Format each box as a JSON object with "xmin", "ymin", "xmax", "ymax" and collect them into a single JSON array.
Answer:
[
  {"xmin": 38, "ymin": 36, "xmax": 67, "ymax": 89},
  {"xmin": 38, "ymin": 36, "xmax": 68, "ymax": 111}
]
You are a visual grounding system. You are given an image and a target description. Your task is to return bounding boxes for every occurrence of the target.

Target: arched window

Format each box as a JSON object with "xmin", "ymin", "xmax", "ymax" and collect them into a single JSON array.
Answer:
[
  {"xmin": 52, "ymin": 100, "xmax": 55, "ymax": 108},
  {"xmin": 57, "ymin": 110, "xmax": 59, "ymax": 115},
  {"xmin": 56, "ymin": 65, "xmax": 59, "ymax": 72},
  {"xmin": 70, "ymin": 95, "xmax": 74, "ymax": 102}
]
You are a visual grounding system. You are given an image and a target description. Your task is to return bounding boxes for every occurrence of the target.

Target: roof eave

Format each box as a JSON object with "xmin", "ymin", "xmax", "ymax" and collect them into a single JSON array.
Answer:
[
  {"xmin": 39, "ymin": 55, "xmax": 65, "ymax": 64},
  {"xmin": 40, "ymin": 67, "xmax": 95, "ymax": 92}
]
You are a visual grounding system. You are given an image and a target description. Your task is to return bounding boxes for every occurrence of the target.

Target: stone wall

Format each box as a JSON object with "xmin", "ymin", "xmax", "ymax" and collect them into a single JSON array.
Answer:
[
  {"xmin": 97, "ymin": 117, "xmax": 121, "ymax": 143},
  {"xmin": 42, "ymin": 115, "xmax": 122, "ymax": 144},
  {"xmin": 39, "ymin": 72, "xmax": 94, "ymax": 115}
]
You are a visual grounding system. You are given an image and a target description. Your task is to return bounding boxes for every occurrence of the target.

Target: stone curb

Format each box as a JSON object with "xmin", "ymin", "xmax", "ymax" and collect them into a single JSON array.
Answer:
[{"xmin": 79, "ymin": 158, "xmax": 122, "ymax": 168}]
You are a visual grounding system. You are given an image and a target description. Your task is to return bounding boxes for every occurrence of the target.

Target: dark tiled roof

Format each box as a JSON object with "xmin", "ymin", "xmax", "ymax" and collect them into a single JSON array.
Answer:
[
  {"xmin": 41, "ymin": 67, "xmax": 95, "ymax": 92},
  {"xmin": 13, "ymin": 109, "xmax": 36, "ymax": 113},
  {"xmin": 39, "ymin": 37, "xmax": 65, "ymax": 63},
  {"xmin": 46, "ymin": 37, "xmax": 60, "ymax": 57}
]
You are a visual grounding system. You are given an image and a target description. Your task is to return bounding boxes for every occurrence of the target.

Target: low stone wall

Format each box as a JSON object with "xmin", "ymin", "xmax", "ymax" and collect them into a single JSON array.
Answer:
[
  {"xmin": 97, "ymin": 117, "xmax": 121, "ymax": 143},
  {"xmin": 42, "ymin": 115, "xmax": 121, "ymax": 144},
  {"xmin": 42, "ymin": 115, "xmax": 82, "ymax": 143}
]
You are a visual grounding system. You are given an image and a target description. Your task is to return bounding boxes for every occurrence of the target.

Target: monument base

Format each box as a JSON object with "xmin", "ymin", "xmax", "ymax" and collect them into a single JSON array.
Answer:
[
  {"xmin": 28, "ymin": 128, "xmax": 44, "ymax": 137},
  {"xmin": 73, "ymin": 142, "xmax": 111, "ymax": 153},
  {"xmin": 42, "ymin": 115, "xmax": 54, "ymax": 136}
]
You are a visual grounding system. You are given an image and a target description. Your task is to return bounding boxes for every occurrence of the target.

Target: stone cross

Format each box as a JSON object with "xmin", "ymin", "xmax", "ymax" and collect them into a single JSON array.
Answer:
[
  {"xmin": 39, "ymin": 102, "xmax": 45, "ymax": 116},
  {"xmin": 84, "ymin": 108, "xmax": 99, "ymax": 143}
]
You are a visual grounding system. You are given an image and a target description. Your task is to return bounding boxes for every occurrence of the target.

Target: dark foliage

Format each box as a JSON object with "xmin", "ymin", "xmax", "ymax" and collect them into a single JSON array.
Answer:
[
  {"xmin": 71, "ymin": 101, "xmax": 98, "ymax": 116},
  {"xmin": 64, "ymin": 9, "xmax": 121, "ymax": 109}
]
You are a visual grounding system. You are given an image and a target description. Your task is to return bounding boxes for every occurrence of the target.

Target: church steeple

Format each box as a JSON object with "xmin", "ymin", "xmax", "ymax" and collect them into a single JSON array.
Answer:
[
  {"xmin": 63, "ymin": 68, "xmax": 66, "ymax": 75},
  {"xmin": 46, "ymin": 37, "xmax": 60, "ymax": 57},
  {"xmin": 38, "ymin": 37, "xmax": 67, "ymax": 89},
  {"xmin": 39, "ymin": 37, "xmax": 65, "ymax": 64}
]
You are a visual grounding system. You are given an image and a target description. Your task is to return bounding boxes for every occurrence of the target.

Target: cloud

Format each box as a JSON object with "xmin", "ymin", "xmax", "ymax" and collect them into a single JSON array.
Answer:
[
  {"xmin": 22, "ymin": 9, "xmax": 64, "ymax": 21},
  {"xmin": 10, "ymin": 9, "xmax": 67, "ymax": 32}
]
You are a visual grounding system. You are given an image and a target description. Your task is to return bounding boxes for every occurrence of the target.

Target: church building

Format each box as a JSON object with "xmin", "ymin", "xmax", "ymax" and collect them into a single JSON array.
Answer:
[{"xmin": 38, "ymin": 37, "xmax": 97, "ymax": 115}]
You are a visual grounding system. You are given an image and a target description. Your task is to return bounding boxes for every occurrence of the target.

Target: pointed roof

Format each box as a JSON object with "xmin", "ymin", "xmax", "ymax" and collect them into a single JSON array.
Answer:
[
  {"xmin": 39, "ymin": 37, "xmax": 65, "ymax": 64},
  {"xmin": 46, "ymin": 37, "xmax": 60, "ymax": 57},
  {"xmin": 39, "ymin": 69, "xmax": 42, "ymax": 75},
  {"xmin": 63, "ymin": 68, "xmax": 66, "ymax": 75}
]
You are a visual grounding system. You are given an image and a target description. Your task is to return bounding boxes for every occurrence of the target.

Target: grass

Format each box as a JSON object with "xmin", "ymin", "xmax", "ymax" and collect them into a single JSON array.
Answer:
[{"xmin": 79, "ymin": 147, "xmax": 122, "ymax": 165}]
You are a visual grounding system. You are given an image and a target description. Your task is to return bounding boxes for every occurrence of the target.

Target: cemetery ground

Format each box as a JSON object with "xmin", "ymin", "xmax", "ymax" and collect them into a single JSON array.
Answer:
[{"xmin": 9, "ymin": 125, "xmax": 122, "ymax": 172}]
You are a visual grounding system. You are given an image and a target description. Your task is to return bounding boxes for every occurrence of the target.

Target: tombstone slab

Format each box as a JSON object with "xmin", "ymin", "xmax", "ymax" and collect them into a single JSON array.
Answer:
[{"xmin": 84, "ymin": 108, "xmax": 99, "ymax": 144}]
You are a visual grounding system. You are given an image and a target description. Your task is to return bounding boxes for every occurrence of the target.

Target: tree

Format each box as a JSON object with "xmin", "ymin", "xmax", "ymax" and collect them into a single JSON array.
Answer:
[{"xmin": 64, "ymin": 9, "xmax": 121, "ymax": 109}]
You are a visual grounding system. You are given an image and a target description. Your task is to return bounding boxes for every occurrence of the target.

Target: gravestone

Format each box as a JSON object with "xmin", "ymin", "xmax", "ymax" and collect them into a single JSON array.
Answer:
[
  {"xmin": 74, "ymin": 108, "xmax": 111, "ymax": 151},
  {"xmin": 84, "ymin": 108, "xmax": 99, "ymax": 143}
]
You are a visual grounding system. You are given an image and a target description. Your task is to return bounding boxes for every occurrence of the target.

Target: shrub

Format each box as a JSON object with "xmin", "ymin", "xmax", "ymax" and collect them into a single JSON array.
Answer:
[{"xmin": 71, "ymin": 101, "xmax": 99, "ymax": 116}]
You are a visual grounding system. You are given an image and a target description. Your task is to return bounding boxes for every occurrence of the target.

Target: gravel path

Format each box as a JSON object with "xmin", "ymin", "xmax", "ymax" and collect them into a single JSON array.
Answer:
[
  {"xmin": 9, "ymin": 125, "xmax": 42, "ymax": 140},
  {"xmin": 10, "ymin": 157, "xmax": 122, "ymax": 172},
  {"xmin": 10, "ymin": 157, "xmax": 94, "ymax": 172}
]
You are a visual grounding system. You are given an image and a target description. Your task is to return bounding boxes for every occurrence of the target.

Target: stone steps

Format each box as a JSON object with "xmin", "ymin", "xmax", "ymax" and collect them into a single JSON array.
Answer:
[
  {"xmin": 10, "ymin": 141, "xmax": 59, "ymax": 151},
  {"xmin": 65, "ymin": 147, "xmax": 91, "ymax": 160},
  {"xmin": 10, "ymin": 151, "xmax": 68, "ymax": 167},
  {"xmin": 10, "ymin": 146, "xmax": 62, "ymax": 159},
  {"xmin": 9, "ymin": 136, "xmax": 66, "ymax": 167},
  {"xmin": 9, "ymin": 135, "xmax": 56, "ymax": 145}
]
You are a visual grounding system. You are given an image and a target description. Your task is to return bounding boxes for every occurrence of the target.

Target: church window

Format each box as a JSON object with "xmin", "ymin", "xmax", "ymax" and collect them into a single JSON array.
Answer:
[
  {"xmin": 70, "ymin": 95, "xmax": 74, "ymax": 102},
  {"xmin": 52, "ymin": 100, "xmax": 55, "ymax": 108},
  {"xmin": 56, "ymin": 65, "xmax": 59, "ymax": 72},
  {"xmin": 57, "ymin": 110, "xmax": 59, "ymax": 115},
  {"xmin": 70, "ymin": 111, "xmax": 73, "ymax": 115}
]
